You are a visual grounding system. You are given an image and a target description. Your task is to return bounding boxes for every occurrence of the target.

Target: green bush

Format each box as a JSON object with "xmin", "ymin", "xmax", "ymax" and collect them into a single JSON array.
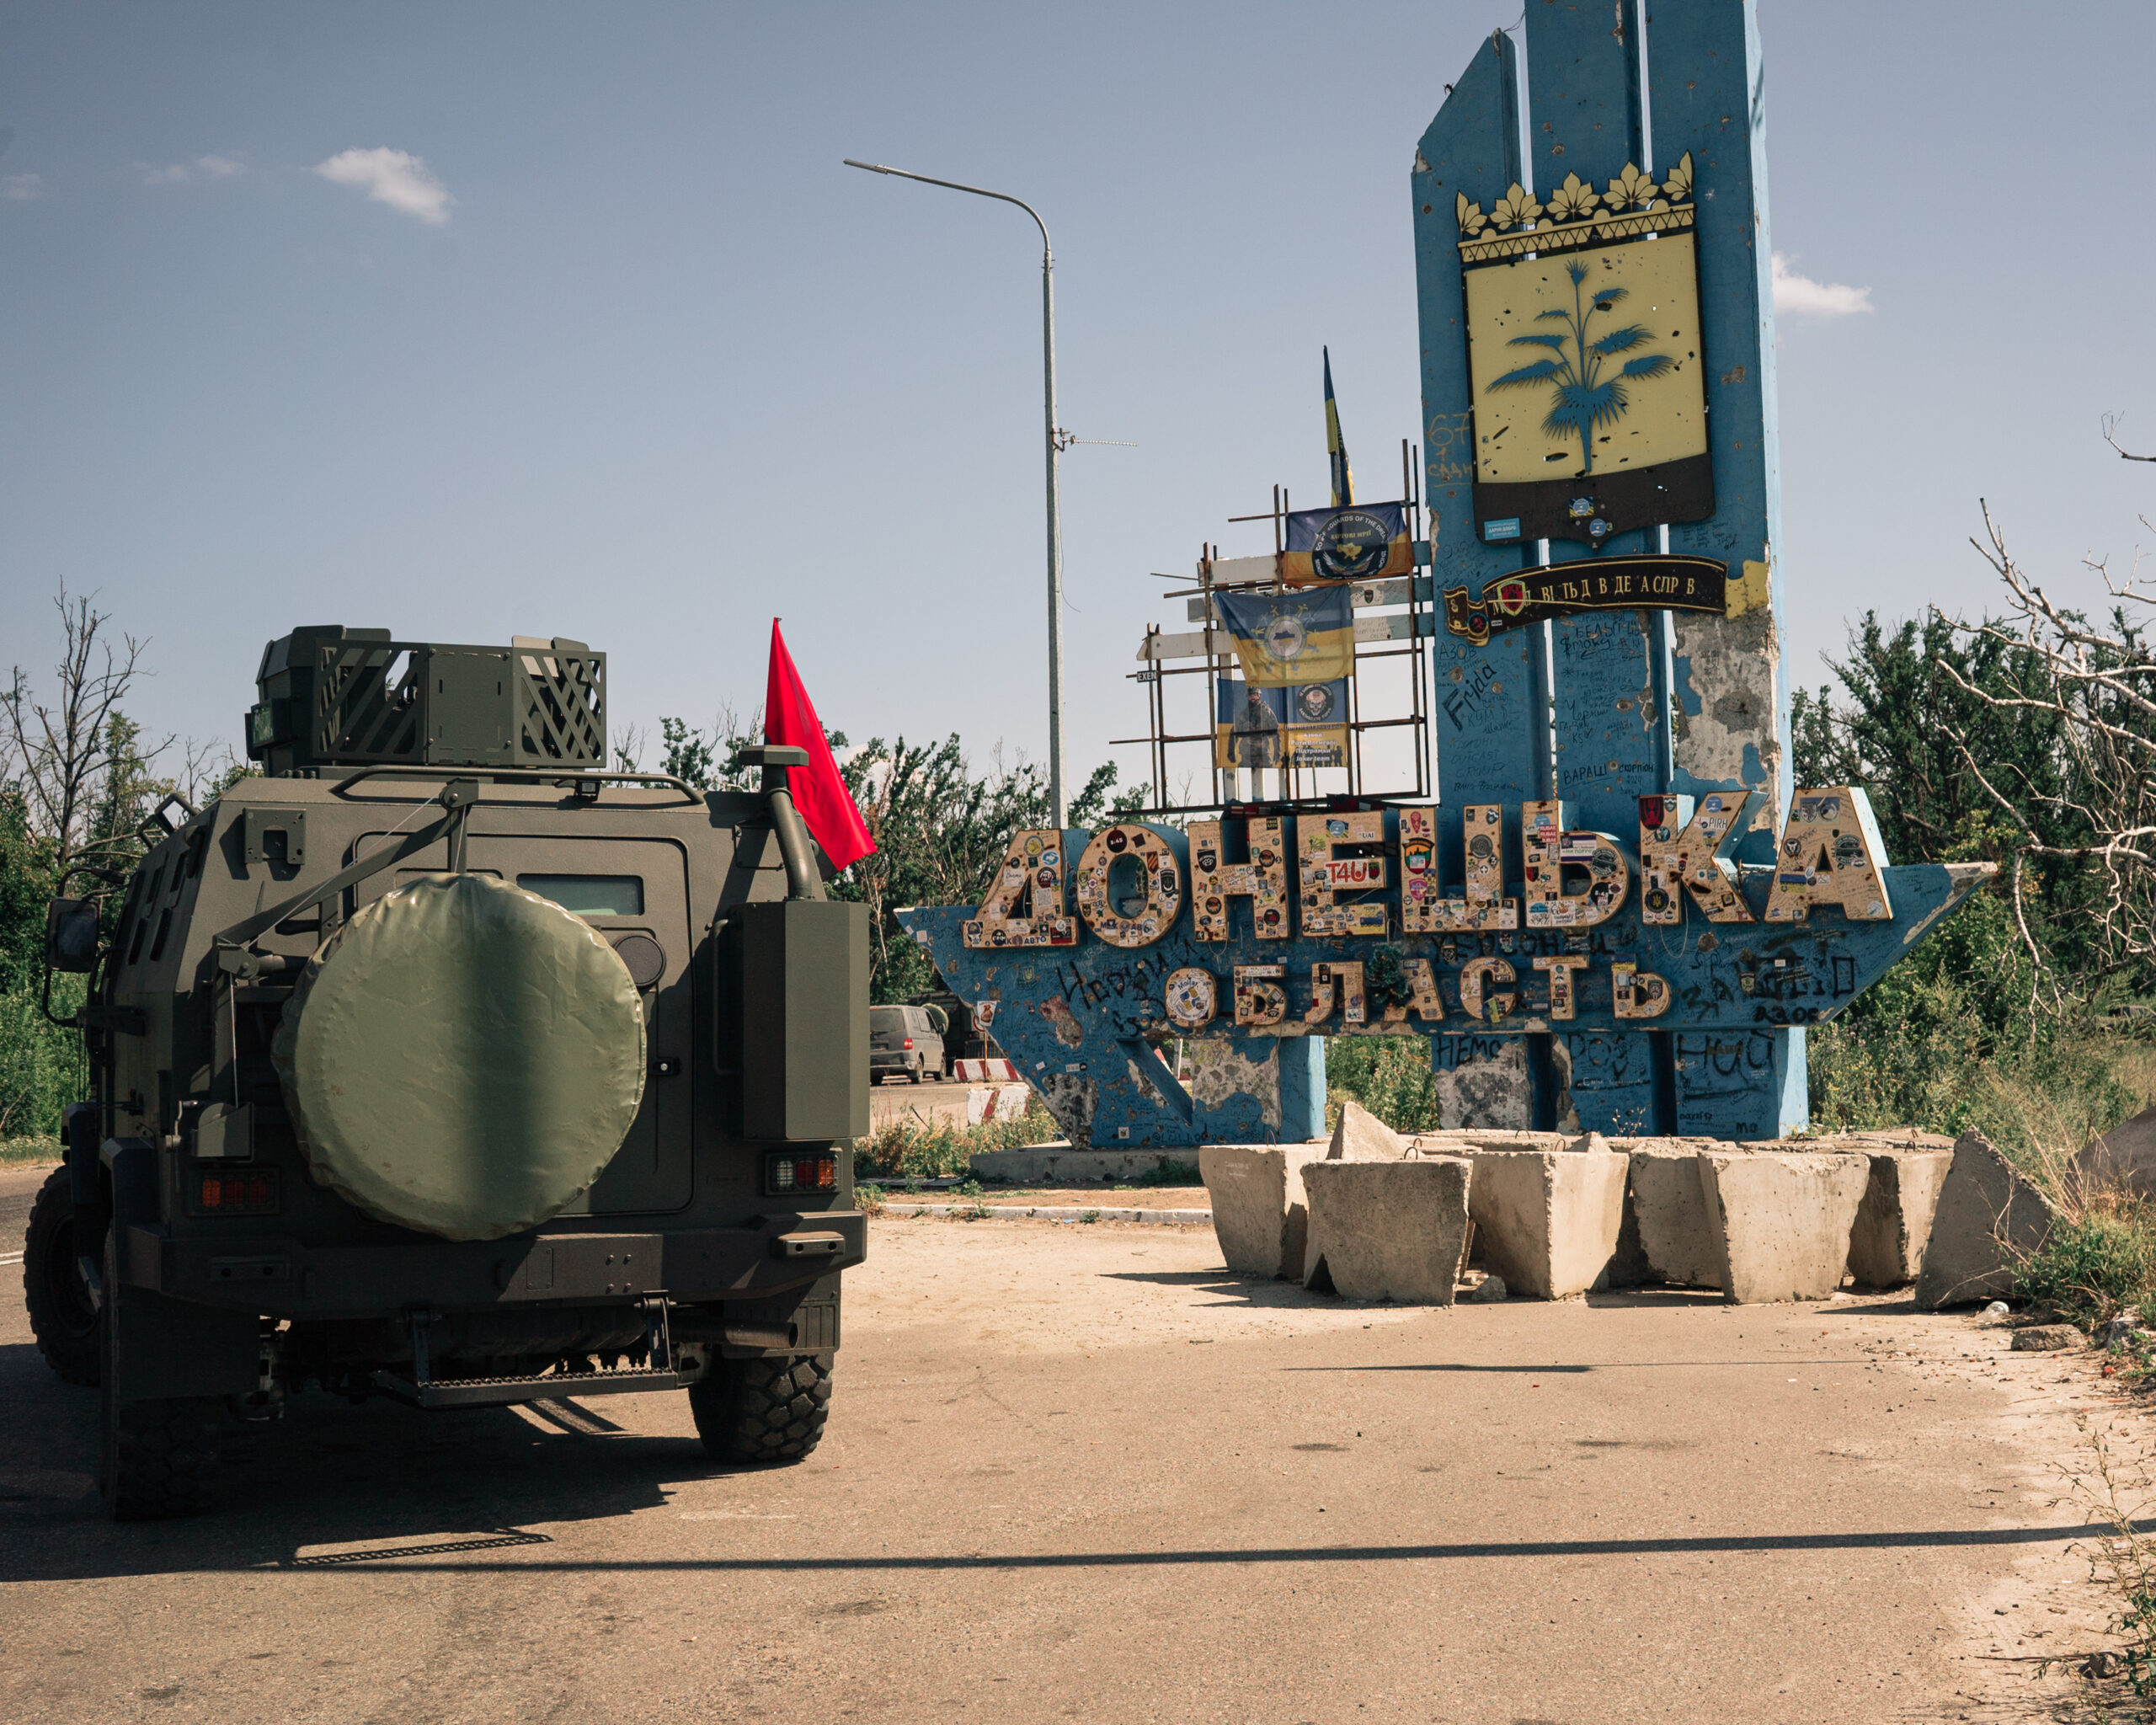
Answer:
[
  {"xmin": 1323, "ymin": 1035, "xmax": 1442, "ymax": 1135},
  {"xmin": 2013, "ymin": 1204, "xmax": 2156, "ymax": 1330},
  {"xmin": 1809, "ymin": 995, "xmax": 2156, "ymax": 1166},
  {"xmin": 0, "ymin": 975, "xmax": 85, "ymax": 1141}
]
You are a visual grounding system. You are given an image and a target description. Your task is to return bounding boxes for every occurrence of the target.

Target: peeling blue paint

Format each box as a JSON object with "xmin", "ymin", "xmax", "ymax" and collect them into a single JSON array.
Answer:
[{"xmin": 897, "ymin": 835, "xmax": 1987, "ymax": 1149}]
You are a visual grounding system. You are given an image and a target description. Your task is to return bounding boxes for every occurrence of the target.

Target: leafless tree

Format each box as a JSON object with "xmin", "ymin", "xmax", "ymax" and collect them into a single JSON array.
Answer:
[
  {"xmin": 173, "ymin": 735, "xmax": 245, "ymax": 810},
  {"xmin": 1935, "ymin": 494, "xmax": 2156, "ymax": 1009},
  {"xmin": 1, "ymin": 587, "xmax": 169, "ymax": 871}
]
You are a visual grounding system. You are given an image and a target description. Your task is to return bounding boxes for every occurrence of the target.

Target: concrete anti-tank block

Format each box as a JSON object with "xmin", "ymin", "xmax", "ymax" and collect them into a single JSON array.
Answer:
[
  {"xmin": 1412, "ymin": 1130, "xmax": 1575, "ymax": 1155},
  {"xmin": 1200, "ymin": 1144, "xmax": 1327, "ymax": 1279},
  {"xmin": 1914, "ymin": 1131, "xmax": 2057, "ymax": 1311},
  {"xmin": 1301, "ymin": 1157, "xmax": 1472, "ymax": 1305},
  {"xmin": 1625, "ymin": 1141, "xmax": 1728, "ymax": 1288},
  {"xmin": 1846, "ymin": 1149, "xmax": 1953, "ymax": 1288},
  {"xmin": 1328, "ymin": 1100, "xmax": 1405, "ymax": 1162},
  {"xmin": 1697, "ymin": 1150, "xmax": 1871, "ymax": 1303},
  {"xmin": 2076, "ymin": 1104, "xmax": 2156, "ymax": 1198},
  {"xmin": 1465, "ymin": 1150, "xmax": 1628, "ymax": 1300},
  {"xmin": 972, "ymin": 1144, "xmax": 1199, "ymax": 1185}
]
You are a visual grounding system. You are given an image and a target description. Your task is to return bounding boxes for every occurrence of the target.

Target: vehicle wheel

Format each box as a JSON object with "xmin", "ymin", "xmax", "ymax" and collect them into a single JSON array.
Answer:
[
  {"xmin": 24, "ymin": 1166, "xmax": 99, "ymax": 1386},
  {"xmin": 99, "ymin": 1240, "xmax": 221, "ymax": 1521},
  {"xmin": 687, "ymin": 1353, "xmax": 833, "ymax": 1465}
]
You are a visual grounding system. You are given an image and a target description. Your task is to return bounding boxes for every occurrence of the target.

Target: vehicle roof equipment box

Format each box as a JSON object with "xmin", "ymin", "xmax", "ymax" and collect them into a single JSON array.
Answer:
[{"xmin": 246, "ymin": 625, "xmax": 606, "ymax": 774}]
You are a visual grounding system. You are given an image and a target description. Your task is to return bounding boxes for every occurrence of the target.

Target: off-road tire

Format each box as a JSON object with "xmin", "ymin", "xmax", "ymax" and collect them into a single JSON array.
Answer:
[
  {"xmin": 24, "ymin": 1166, "xmax": 99, "ymax": 1386},
  {"xmin": 688, "ymin": 1353, "xmax": 833, "ymax": 1465},
  {"xmin": 101, "ymin": 1394, "xmax": 224, "ymax": 1521},
  {"xmin": 99, "ymin": 1240, "xmax": 222, "ymax": 1520}
]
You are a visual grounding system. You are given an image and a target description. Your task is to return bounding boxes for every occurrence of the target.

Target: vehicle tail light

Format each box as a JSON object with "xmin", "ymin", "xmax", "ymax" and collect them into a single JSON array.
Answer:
[
  {"xmin": 902, "ymin": 1038, "xmax": 914, "ymax": 1049},
  {"xmin": 763, "ymin": 1151, "xmax": 838, "ymax": 1197},
  {"xmin": 187, "ymin": 1166, "xmax": 280, "ymax": 1216}
]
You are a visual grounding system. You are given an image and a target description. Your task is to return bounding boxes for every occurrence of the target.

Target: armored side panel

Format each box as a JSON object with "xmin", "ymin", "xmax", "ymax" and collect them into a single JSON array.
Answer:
[{"xmin": 729, "ymin": 901, "xmax": 870, "ymax": 1144}]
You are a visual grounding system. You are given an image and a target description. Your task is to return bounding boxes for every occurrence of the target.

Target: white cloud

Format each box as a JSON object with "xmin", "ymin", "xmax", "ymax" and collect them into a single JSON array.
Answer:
[
  {"xmin": 140, "ymin": 154, "xmax": 247, "ymax": 186},
  {"xmin": 1772, "ymin": 252, "xmax": 1873, "ymax": 319},
  {"xmin": 3, "ymin": 173, "xmax": 43, "ymax": 202},
  {"xmin": 313, "ymin": 147, "xmax": 452, "ymax": 225}
]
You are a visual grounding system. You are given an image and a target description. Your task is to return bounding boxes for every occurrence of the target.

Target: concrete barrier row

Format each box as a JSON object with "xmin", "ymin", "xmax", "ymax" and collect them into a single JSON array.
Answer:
[
  {"xmin": 1198, "ymin": 1106, "xmax": 2031, "ymax": 1308},
  {"xmin": 879, "ymin": 1202, "xmax": 1213, "ymax": 1226}
]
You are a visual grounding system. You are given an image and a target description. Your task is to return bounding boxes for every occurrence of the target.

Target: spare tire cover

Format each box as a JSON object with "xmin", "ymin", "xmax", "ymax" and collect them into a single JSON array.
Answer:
[{"xmin": 273, "ymin": 873, "xmax": 647, "ymax": 1241}]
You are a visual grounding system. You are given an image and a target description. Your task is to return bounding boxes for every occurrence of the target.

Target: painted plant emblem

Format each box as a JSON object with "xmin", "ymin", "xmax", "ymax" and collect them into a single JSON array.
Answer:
[
  {"xmin": 1455, "ymin": 158, "xmax": 1714, "ymax": 548},
  {"xmin": 1488, "ymin": 259, "xmax": 1674, "ymax": 476}
]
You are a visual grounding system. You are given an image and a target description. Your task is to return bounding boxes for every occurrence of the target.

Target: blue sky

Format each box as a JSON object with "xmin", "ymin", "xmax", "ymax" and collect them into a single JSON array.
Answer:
[{"xmin": 4, "ymin": 2, "xmax": 2153, "ymax": 800}]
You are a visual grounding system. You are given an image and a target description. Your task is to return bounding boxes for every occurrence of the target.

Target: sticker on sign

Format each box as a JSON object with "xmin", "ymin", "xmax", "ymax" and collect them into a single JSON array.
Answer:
[{"xmin": 1326, "ymin": 858, "xmax": 1384, "ymax": 888}]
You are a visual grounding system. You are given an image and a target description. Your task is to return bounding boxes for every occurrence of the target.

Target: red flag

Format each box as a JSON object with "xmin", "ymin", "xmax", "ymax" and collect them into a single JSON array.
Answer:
[{"xmin": 764, "ymin": 621, "xmax": 875, "ymax": 872}]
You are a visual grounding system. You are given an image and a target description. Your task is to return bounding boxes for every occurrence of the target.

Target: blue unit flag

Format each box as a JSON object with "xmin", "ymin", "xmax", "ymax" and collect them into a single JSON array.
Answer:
[{"xmin": 1281, "ymin": 502, "xmax": 1413, "ymax": 586}]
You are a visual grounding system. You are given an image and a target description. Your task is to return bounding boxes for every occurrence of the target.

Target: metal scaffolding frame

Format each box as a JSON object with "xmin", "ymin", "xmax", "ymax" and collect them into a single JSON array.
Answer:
[{"xmin": 1115, "ymin": 440, "xmax": 1434, "ymax": 817}]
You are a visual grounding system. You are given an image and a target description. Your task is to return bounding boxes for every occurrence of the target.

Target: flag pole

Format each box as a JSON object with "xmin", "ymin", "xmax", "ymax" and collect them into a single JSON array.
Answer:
[{"xmin": 845, "ymin": 158, "xmax": 1068, "ymax": 831}]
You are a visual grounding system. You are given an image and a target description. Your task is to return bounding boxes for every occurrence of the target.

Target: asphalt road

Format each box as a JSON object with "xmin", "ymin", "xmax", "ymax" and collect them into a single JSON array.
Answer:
[
  {"xmin": 0, "ymin": 1212, "xmax": 2118, "ymax": 1722},
  {"xmin": 0, "ymin": 1162, "xmax": 53, "ymax": 1263},
  {"xmin": 1, "ymin": 1159, "xmax": 51, "ymax": 1222}
]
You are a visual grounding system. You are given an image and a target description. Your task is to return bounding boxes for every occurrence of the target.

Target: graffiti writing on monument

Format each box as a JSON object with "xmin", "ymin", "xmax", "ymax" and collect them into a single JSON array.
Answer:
[
  {"xmin": 962, "ymin": 791, "xmax": 1894, "ymax": 1031},
  {"xmin": 895, "ymin": 794, "xmax": 1988, "ymax": 1149}
]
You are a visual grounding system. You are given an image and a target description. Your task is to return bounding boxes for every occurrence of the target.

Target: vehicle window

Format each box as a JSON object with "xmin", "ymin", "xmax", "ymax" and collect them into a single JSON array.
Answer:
[
  {"xmin": 516, "ymin": 874, "xmax": 645, "ymax": 916},
  {"xmin": 870, "ymin": 1007, "xmax": 905, "ymax": 1033}
]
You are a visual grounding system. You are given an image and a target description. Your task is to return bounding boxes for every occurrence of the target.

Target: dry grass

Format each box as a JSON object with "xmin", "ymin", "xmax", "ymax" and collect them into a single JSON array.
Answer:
[
  {"xmin": 2047, "ymin": 1421, "xmax": 2156, "ymax": 1713},
  {"xmin": 851, "ymin": 1098, "xmax": 1061, "ymax": 1182},
  {"xmin": 1988, "ymin": 1043, "xmax": 2156, "ymax": 1333},
  {"xmin": 1993, "ymin": 1041, "xmax": 2156, "ymax": 1194}
]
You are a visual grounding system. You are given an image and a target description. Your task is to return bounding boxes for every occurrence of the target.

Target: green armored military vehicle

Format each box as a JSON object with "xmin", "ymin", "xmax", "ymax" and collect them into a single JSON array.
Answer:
[{"xmin": 23, "ymin": 627, "xmax": 868, "ymax": 1519}]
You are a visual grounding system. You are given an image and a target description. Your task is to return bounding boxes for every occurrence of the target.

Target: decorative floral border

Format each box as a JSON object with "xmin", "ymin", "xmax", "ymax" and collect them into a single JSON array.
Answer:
[{"xmin": 1455, "ymin": 153, "xmax": 1694, "ymax": 264}]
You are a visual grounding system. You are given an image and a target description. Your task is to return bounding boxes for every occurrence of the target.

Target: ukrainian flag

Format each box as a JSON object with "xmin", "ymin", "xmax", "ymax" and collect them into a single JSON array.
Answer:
[
  {"xmin": 1325, "ymin": 347, "xmax": 1353, "ymax": 507},
  {"xmin": 1214, "ymin": 586, "xmax": 1356, "ymax": 686}
]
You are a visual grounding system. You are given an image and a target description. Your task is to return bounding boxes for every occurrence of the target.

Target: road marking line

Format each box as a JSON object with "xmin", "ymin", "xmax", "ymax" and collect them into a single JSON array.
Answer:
[
  {"xmin": 680, "ymin": 1511, "xmax": 799, "ymax": 1520},
  {"xmin": 0, "ymin": 1251, "xmax": 23, "ymax": 1267}
]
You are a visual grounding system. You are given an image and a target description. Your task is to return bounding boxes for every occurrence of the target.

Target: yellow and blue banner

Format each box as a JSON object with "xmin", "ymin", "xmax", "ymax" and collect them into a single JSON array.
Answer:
[
  {"xmin": 1325, "ymin": 346, "xmax": 1353, "ymax": 508},
  {"xmin": 1214, "ymin": 587, "xmax": 1356, "ymax": 686},
  {"xmin": 1214, "ymin": 676, "xmax": 1349, "ymax": 770},
  {"xmin": 1280, "ymin": 501, "xmax": 1413, "ymax": 585}
]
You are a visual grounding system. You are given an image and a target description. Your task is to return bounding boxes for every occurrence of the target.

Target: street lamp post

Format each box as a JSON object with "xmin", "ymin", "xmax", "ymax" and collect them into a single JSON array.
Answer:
[{"xmin": 844, "ymin": 158, "xmax": 1068, "ymax": 831}]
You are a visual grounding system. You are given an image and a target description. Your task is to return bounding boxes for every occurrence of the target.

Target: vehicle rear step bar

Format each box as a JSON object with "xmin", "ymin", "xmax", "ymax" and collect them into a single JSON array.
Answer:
[
  {"xmin": 371, "ymin": 1364, "xmax": 695, "ymax": 1410},
  {"xmin": 376, "ymin": 1295, "xmax": 691, "ymax": 1409}
]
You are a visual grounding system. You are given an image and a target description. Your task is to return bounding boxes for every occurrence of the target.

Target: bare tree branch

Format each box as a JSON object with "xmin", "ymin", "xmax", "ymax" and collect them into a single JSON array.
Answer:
[
  {"xmin": 0, "ymin": 586, "xmax": 168, "ymax": 871},
  {"xmin": 1942, "ymin": 497, "xmax": 2156, "ymax": 1008},
  {"xmin": 2104, "ymin": 411, "xmax": 2156, "ymax": 464}
]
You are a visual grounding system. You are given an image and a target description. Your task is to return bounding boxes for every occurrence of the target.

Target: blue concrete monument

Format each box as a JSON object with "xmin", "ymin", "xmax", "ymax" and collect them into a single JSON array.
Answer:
[{"xmin": 898, "ymin": 0, "xmax": 1989, "ymax": 1147}]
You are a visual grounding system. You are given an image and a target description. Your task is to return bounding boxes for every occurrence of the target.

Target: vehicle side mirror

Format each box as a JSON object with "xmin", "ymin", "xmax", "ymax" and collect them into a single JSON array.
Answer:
[{"xmin": 45, "ymin": 899, "xmax": 100, "ymax": 973}]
